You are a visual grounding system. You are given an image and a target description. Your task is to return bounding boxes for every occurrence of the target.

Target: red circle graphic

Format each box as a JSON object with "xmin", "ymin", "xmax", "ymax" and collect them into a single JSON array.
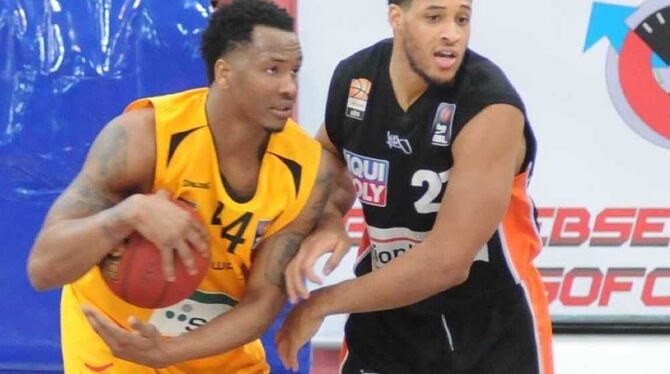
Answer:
[{"xmin": 619, "ymin": 32, "xmax": 670, "ymax": 141}]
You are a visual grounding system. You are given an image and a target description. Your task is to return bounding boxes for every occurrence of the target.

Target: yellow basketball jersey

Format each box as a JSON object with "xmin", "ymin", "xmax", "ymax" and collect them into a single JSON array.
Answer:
[{"xmin": 60, "ymin": 88, "xmax": 322, "ymax": 373}]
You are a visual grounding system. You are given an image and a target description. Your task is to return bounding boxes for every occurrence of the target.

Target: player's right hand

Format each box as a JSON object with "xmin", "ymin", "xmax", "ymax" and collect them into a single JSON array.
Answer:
[
  {"xmin": 122, "ymin": 190, "xmax": 209, "ymax": 281},
  {"xmin": 284, "ymin": 219, "xmax": 352, "ymax": 304}
]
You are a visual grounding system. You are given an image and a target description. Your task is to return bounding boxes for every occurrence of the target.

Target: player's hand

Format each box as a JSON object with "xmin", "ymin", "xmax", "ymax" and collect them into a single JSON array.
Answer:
[
  {"xmin": 82, "ymin": 306, "xmax": 172, "ymax": 368},
  {"xmin": 275, "ymin": 298, "xmax": 325, "ymax": 371},
  {"xmin": 284, "ymin": 218, "xmax": 352, "ymax": 304},
  {"xmin": 122, "ymin": 190, "xmax": 210, "ymax": 281}
]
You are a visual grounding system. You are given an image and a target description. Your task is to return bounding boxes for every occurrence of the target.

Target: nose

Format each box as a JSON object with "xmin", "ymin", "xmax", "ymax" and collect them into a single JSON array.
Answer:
[
  {"xmin": 440, "ymin": 21, "xmax": 461, "ymax": 45},
  {"xmin": 279, "ymin": 72, "xmax": 297, "ymax": 99}
]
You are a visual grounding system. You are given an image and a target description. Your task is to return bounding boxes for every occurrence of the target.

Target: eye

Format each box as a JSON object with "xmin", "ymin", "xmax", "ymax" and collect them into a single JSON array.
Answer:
[
  {"xmin": 456, "ymin": 16, "xmax": 470, "ymax": 25},
  {"xmin": 426, "ymin": 14, "xmax": 442, "ymax": 23},
  {"xmin": 291, "ymin": 66, "xmax": 300, "ymax": 76},
  {"xmin": 265, "ymin": 66, "xmax": 279, "ymax": 74}
]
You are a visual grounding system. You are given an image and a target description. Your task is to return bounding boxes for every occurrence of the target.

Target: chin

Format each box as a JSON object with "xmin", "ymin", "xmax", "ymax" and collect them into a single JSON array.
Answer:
[
  {"xmin": 264, "ymin": 121, "xmax": 287, "ymax": 133},
  {"xmin": 425, "ymin": 73, "xmax": 456, "ymax": 87}
]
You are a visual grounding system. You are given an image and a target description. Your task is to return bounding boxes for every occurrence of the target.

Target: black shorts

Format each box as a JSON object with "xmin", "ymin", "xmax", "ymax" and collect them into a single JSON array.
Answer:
[{"xmin": 340, "ymin": 284, "xmax": 551, "ymax": 374}]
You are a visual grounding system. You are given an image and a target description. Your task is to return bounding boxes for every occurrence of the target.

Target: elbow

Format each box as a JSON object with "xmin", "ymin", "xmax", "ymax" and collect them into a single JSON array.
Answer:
[
  {"xmin": 437, "ymin": 263, "xmax": 470, "ymax": 291},
  {"xmin": 449, "ymin": 267, "xmax": 470, "ymax": 288},
  {"xmin": 27, "ymin": 256, "xmax": 57, "ymax": 291}
]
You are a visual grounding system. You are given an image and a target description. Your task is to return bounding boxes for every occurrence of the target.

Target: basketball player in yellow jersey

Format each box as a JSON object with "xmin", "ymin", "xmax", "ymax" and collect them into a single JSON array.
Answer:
[{"xmin": 27, "ymin": 1, "xmax": 338, "ymax": 372}]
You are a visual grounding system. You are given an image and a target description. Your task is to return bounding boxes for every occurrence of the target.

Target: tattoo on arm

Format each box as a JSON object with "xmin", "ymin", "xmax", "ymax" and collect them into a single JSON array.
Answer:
[
  {"xmin": 55, "ymin": 174, "xmax": 117, "ymax": 217},
  {"xmin": 264, "ymin": 232, "xmax": 305, "ymax": 289},
  {"xmin": 46, "ymin": 123, "xmax": 130, "ymax": 224},
  {"xmin": 261, "ymin": 154, "xmax": 338, "ymax": 289},
  {"xmin": 305, "ymin": 163, "xmax": 336, "ymax": 225}
]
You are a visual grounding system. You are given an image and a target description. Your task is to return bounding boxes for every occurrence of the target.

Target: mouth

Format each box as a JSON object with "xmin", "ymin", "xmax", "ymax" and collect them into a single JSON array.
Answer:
[
  {"xmin": 270, "ymin": 105, "xmax": 293, "ymax": 119},
  {"xmin": 434, "ymin": 50, "xmax": 458, "ymax": 70}
]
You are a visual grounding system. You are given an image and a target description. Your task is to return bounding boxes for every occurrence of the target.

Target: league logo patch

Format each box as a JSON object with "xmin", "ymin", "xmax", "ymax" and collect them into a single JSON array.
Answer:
[
  {"xmin": 343, "ymin": 149, "xmax": 389, "ymax": 207},
  {"xmin": 346, "ymin": 78, "xmax": 372, "ymax": 120},
  {"xmin": 431, "ymin": 103, "xmax": 456, "ymax": 147}
]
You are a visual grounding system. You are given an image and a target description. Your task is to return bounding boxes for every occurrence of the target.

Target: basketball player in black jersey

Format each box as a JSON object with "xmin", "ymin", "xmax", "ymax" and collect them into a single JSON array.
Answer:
[{"xmin": 277, "ymin": 0, "xmax": 554, "ymax": 373}]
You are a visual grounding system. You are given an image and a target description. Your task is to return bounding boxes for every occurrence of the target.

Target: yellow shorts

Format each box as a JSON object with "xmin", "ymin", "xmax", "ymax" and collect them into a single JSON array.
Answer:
[{"xmin": 61, "ymin": 286, "xmax": 270, "ymax": 374}]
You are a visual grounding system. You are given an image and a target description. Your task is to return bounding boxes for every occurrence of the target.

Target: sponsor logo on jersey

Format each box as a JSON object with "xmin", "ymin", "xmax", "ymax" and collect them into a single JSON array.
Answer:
[
  {"xmin": 343, "ymin": 149, "xmax": 389, "ymax": 207},
  {"xmin": 386, "ymin": 131, "xmax": 413, "ymax": 154},
  {"xmin": 149, "ymin": 290, "xmax": 237, "ymax": 337},
  {"xmin": 182, "ymin": 179, "xmax": 210, "ymax": 190},
  {"xmin": 431, "ymin": 102, "xmax": 456, "ymax": 147},
  {"xmin": 346, "ymin": 78, "xmax": 372, "ymax": 120},
  {"xmin": 84, "ymin": 362, "xmax": 114, "ymax": 372},
  {"xmin": 367, "ymin": 226, "xmax": 427, "ymax": 270},
  {"xmin": 176, "ymin": 196, "xmax": 197, "ymax": 208},
  {"xmin": 366, "ymin": 225, "xmax": 487, "ymax": 270},
  {"xmin": 210, "ymin": 261, "xmax": 233, "ymax": 271}
]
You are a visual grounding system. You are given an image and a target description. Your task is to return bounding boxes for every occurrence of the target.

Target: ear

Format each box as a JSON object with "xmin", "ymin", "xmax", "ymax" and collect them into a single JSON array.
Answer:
[
  {"xmin": 388, "ymin": 4, "xmax": 403, "ymax": 32},
  {"xmin": 213, "ymin": 58, "xmax": 232, "ymax": 89}
]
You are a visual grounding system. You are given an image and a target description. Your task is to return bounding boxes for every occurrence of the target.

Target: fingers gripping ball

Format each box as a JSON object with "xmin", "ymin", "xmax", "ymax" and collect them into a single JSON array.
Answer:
[{"xmin": 100, "ymin": 200, "xmax": 210, "ymax": 309}]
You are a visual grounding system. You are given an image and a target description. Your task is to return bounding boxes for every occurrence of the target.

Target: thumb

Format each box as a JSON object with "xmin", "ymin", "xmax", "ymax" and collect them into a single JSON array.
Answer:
[{"xmin": 128, "ymin": 316, "xmax": 157, "ymax": 337}]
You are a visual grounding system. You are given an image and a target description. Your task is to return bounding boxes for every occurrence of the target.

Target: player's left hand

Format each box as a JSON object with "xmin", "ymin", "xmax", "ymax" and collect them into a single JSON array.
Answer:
[
  {"xmin": 275, "ymin": 298, "xmax": 325, "ymax": 371},
  {"xmin": 82, "ymin": 305, "xmax": 171, "ymax": 368}
]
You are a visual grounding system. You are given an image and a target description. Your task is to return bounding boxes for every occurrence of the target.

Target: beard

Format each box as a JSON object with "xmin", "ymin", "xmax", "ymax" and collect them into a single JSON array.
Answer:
[{"xmin": 403, "ymin": 31, "xmax": 456, "ymax": 87}]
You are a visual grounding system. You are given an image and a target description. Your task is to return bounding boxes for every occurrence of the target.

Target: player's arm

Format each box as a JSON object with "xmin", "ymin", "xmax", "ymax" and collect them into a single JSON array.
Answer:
[
  {"xmin": 308, "ymin": 104, "xmax": 525, "ymax": 313},
  {"xmin": 27, "ymin": 109, "xmax": 208, "ymax": 290},
  {"xmin": 310, "ymin": 104, "xmax": 525, "ymax": 312},
  {"xmin": 82, "ymin": 149, "xmax": 336, "ymax": 366},
  {"xmin": 284, "ymin": 124, "xmax": 357, "ymax": 302},
  {"xmin": 315, "ymin": 124, "xmax": 357, "ymax": 217}
]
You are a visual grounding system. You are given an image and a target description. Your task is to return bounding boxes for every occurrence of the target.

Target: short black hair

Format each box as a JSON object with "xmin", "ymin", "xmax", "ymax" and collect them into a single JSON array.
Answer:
[
  {"xmin": 388, "ymin": 0, "xmax": 412, "ymax": 6},
  {"xmin": 200, "ymin": 0, "xmax": 295, "ymax": 83}
]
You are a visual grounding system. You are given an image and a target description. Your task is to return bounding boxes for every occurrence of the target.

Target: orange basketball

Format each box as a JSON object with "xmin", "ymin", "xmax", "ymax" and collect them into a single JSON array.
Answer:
[{"xmin": 100, "ymin": 200, "xmax": 209, "ymax": 309}]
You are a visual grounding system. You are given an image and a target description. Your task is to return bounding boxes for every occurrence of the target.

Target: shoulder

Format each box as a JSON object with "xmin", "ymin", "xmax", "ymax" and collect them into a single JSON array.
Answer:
[
  {"xmin": 332, "ymin": 39, "xmax": 393, "ymax": 80},
  {"xmin": 116, "ymin": 104, "xmax": 156, "ymax": 144},
  {"xmin": 456, "ymin": 50, "xmax": 525, "ymax": 111},
  {"xmin": 97, "ymin": 106, "xmax": 156, "ymax": 192},
  {"xmin": 126, "ymin": 88, "xmax": 207, "ymax": 112}
]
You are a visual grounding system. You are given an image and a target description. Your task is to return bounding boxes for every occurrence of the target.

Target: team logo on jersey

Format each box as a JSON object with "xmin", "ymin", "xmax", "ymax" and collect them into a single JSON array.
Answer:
[
  {"xmin": 346, "ymin": 78, "xmax": 372, "ymax": 120},
  {"xmin": 343, "ymin": 149, "xmax": 389, "ymax": 207},
  {"xmin": 584, "ymin": 1, "xmax": 670, "ymax": 148},
  {"xmin": 386, "ymin": 131, "xmax": 413, "ymax": 154},
  {"xmin": 431, "ymin": 103, "xmax": 456, "ymax": 147},
  {"xmin": 252, "ymin": 219, "xmax": 271, "ymax": 248}
]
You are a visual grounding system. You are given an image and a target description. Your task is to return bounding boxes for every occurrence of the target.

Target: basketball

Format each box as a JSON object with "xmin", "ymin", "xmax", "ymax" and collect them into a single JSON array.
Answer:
[{"xmin": 99, "ymin": 201, "xmax": 210, "ymax": 309}]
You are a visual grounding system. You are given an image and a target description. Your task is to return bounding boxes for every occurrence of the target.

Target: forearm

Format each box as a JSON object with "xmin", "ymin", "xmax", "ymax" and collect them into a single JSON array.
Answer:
[
  {"xmin": 312, "ymin": 176, "xmax": 355, "ymax": 233},
  {"xmin": 329, "ymin": 165, "xmax": 356, "ymax": 216},
  {"xmin": 28, "ymin": 202, "xmax": 134, "ymax": 290},
  {"xmin": 308, "ymin": 175, "xmax": 509, "ymax": 317},
  {"xmin": 167, "ymin": 291, "xmax": 286, "ymax": 362},
  {"xmin": 310, "ymin": 244, "xmax": 463, "ymax": 316}
]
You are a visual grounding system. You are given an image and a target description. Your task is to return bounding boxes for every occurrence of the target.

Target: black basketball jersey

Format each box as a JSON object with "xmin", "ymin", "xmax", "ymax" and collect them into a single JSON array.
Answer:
[{"xmin": 325, "ymin": 39, "xmax": 542, "ymax": 307}]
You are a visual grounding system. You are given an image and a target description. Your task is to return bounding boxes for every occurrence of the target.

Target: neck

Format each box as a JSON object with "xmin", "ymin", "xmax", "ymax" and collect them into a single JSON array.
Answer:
[
  {"xmin": 389, "ymin": 39, "xmax": 428, "ymax": 111},
  {"xmin": 205, "ymin": 88, "xmax": 269, "ymax": 160}
]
